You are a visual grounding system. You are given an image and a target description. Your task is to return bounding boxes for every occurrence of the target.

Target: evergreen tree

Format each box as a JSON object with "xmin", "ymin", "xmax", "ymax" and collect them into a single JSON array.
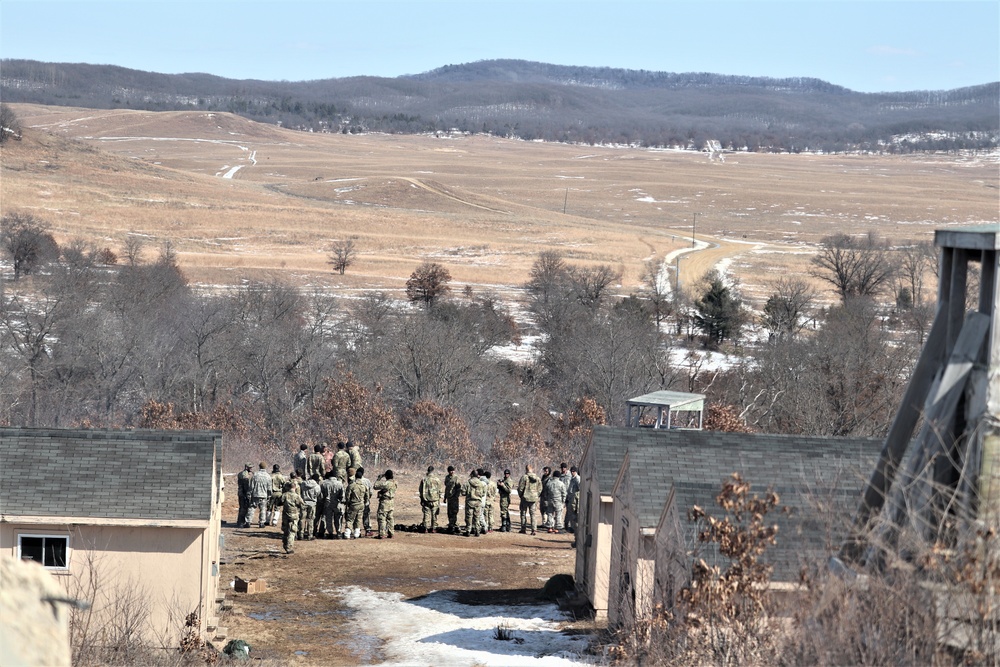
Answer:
[{"xmin": 694, "ymin": 274, "xmax": 745, "ymax": 345}]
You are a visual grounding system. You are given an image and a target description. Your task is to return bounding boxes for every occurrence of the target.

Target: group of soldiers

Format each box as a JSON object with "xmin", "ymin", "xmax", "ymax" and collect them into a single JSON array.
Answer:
[
  {"xmin": 418, "ymin": 463, "xmax": 581, "ymax": 537},
  {"xmin": 234, "ymin": 442, "xmax": 581, "ymax": 553}
]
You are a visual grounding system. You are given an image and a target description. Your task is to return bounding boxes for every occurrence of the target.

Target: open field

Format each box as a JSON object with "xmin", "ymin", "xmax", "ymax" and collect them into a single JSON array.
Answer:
[{"xmin": 3, "ymin": 104, "xmax": 998, "ymax": 304}]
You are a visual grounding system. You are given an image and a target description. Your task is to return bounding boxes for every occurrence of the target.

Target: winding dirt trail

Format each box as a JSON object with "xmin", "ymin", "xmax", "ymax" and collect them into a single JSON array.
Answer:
[{"xmin": 399, "ymin": 176, "xmax": 511, "ymax": 214}]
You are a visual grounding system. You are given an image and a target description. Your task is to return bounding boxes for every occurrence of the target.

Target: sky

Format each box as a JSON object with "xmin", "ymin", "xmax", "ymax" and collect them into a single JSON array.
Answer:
[{"xmin": 1, "ymin": 1, "xmax": 997, "ymax": 93}]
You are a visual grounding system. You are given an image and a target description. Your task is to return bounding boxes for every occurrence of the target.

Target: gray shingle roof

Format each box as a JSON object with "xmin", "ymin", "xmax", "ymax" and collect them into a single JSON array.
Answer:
[
  {"xmin": 594, "ymin": 426, "xmax": 882, "ymax": 581},
  {"xmin": 0, "ymin": 428, "xmax": 221, "ymax": 521}
]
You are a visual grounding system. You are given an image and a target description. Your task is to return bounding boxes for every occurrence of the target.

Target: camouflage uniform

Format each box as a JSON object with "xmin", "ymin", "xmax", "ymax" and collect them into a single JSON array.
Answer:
[
  {"xmin": 280, "ymin": 487, "xmax": 305, "ymax": 553},
  {"xmin": 543, "ymin": 473, "xmax": 568, "ymax": 531},
  {"xmin": 333, "ymin": 448, "xmax": 351, "ymax": 485},
  {"xmin": 293, "ymin": 448, "xmax": 308, "ymax": 478},
  {"xmin": 361, "ymin": 474, "xmax": 374, "ymax": 534},
  {"xmin": 565, "ymin": 471, "xmax": 581, "ymax": 533},
  {"xmin": 318, "ymin": 474, "xmax": 344, "ymax": 538},
  {"xmin": 479, "ymin": 473, "xmax": 496, "ymax": 533},
  {"xmin": 462, "ymin": 472, "xmax": 487, "ymax": 537},
  {"xmin": 419, "ymin": 470, "xmax": 443, "ymax": 532},
  {"xmin": 236, "ymin": 465, "xmax": 253, "ymax": 527},
  {"xmin": 373, "ymin": 474, "xmax": 397, "ymax": 538},
  {"xmin": 267, "ymin": 470, "xmax": 287, "ymax": 526},
  {"xmin": 299, "ymin": 477, "xmax": 321, "ymax": 540},
  {"xmin": 306, "ymin": 451, "xmax": 326, "ymax": 481},
  {"xmin": 348, "ymin": 444, "xmax": 362, "ymax": 471},
  {"xmin": 343, "ymin": 476, "xmax": 369, "ymax": 539},
  {"xmin": 249, "ymin": 466, "xmax": 272, "ymax": 528},
  {"xmin": 518, "ymin": 470, "xmax": 543, "ymax": 534},
  {"xmin": 444, "ymin": 470, "xmax": 462, "ymax": 533},
  {"xmin": 497, "ymin": 473, "xmax": 513, "ymax": 532}
]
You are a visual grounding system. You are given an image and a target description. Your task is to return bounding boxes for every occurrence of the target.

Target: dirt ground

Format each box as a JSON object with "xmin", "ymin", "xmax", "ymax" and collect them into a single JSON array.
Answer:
[{"xmin": 217, "ymin": 468, "xmax": 586, "ymax": 665}]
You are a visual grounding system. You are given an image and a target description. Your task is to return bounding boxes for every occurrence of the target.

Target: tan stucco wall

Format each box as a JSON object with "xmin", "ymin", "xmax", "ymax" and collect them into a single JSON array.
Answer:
[{"xmin": 1, "ymin": 523, "xmax": 211, "ymax": 644}]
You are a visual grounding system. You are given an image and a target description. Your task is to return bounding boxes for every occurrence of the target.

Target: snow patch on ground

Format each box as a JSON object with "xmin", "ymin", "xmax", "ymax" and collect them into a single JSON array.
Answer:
[{"xmin": 329, "ymin": 586, "xmax": 592, "ymax": 666}]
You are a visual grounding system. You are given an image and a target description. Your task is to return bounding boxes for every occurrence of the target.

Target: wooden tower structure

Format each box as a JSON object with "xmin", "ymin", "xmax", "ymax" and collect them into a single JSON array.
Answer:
[{"xmin": 842, "ymin": 224, "xmax": 1000, "ymax": 565}]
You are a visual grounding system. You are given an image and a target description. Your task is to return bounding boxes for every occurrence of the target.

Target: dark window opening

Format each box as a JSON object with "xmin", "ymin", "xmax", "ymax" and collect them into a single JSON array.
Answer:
[{"xmin": 19, "ymin": 536, "xmax": 68, "ymax": 568}]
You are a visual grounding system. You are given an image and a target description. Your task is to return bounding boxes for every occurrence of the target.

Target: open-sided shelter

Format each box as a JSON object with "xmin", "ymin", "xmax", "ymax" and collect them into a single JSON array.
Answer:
[{"xmin": 0, "ymin": 428, "xmax": 224, "ymax": 644}]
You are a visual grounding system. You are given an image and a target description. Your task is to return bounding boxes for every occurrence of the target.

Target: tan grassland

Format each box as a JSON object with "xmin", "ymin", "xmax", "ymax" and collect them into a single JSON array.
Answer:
[{"xmin": 3, "ymin": 104, "xmax": 998, "ymax": 303}]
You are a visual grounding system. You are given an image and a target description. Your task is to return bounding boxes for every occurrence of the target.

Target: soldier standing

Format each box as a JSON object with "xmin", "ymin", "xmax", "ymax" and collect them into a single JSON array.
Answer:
[
  {"xmin": 267, "ymin": 464, "xmax": 286, "ymax": 526},
  {"xmin": 373, "ymin": 470, "xmax": 397, "ymax": 539},
  {"xmin": 236, "ymin": 463, "xmax": 253, "ymax": 528},
  {"xmin": 497, "ymin": 469, "xmax": 513, "ymax": 532},
  {"xmin": 333, "ymin": 443, "xmax": 351, "ymax": 485},
  {"xmin": 565, "ymin": 466, "xmax": 581, "ymax": 533},
  {"xmin": 318, "ymin": 471, "xmax": 344, "ymax": 538},
  {"xmin": 539, "ymin": 466, "xmax": 553, "ymax": 530},
  {"xmin": 518, "ymin": 465, "xmax": 543, "ymax": 535},
  {"xmin": 280, "ymin": 482, "xmax": 304, "ymax": 554},
  {"xmin": 462, "ymin": 469, "xmax": 487, "ymax": 537},
  {"xmin": 293, "ymin": 444, "xmax": 309, "ymax": 478},
  {"xmin": 443, "ymin": 466, "xmax": 462, "ymax": 534},
  {"xmin": 307, "ymin": 444, "xmax": 326, "ymax": 481},
  {"xmin": 348, "ymin": 440, "xmax": 362, "ymax": 471},
  {"xmin": 545, "ymin": 470, "xmax": 568, "ymax": 533},
  {"xmin": 358, "ymin": 467, "xmax": 375, "ymax": 536},
  {"xmin": 249, "ymin": 462, "xmax": 272, "ymax": 528},
  {"xmin": 419, "ymin": 466, "xmax": 443, "ymax": 533},
  {"xmin": 482, "ymin": 470, "xmax": 497, "ymax": 533},
  {"xmin": 343, "ymin": 469, "xmax": 369, "ymax": 539},
  {"xmin": 299, "ymin": 473, "xmax": 321, "ymax": 541}
]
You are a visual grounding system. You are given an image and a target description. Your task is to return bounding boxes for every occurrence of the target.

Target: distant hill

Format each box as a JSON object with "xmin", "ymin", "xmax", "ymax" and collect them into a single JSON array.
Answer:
[{"xmin": 2, "ymin": 58, "xmax": 997, "ymax": 152}]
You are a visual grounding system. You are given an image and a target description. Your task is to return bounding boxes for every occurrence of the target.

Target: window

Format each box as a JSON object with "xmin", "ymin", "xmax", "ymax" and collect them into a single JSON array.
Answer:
[{"xmin": 18, "ymin": 534, "xmax": 69, "ymax": 569}]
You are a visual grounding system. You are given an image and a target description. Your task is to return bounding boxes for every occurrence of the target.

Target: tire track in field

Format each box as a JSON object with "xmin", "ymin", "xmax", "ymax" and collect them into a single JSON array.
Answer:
[{"xmin": 399, "ymin": 177, "xmax": 510, "ymax": 214}]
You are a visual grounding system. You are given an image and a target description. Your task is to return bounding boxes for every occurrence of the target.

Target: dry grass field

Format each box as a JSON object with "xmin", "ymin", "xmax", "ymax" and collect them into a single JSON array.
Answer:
[{"xmin": 3, "ymin": 103, "xmax": 997, "ymax": 305}]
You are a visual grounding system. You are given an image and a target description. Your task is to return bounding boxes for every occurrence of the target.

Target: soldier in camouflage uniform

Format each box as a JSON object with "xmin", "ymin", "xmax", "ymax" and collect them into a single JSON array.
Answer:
[
  {"xmin": 497, "ymin": 469, "xmax": 513, "ymax": 532},
  {"xmin": 293, "ymin": 444, "xmax": 309, "ymax": 478},
  {"xmin": 518, "ymin": 465, "xmax": 543, "ymax": 535},
  {"xmin": 306, "ymin": 444, "xmax": 326, "ymax": 481},
  {"xmin": 543, "ymin": 470, "xmax": 568, "ymax": 533},
  {"xmin": 419, "ymin": 466, "xmax": 443, "ymax": 533},
  {"xmin": 482, "ymin": 470, "xmax": 497, "ymax": 533},
  {"xmin": 280, "ymin": 482, "xmax": 304, "ymax": 554},
  {"xmin": 249, "ymin": 462, "xmax": 272, "ymax": 528},
  {"xmin": 443, "ymin": 466, "xmax": 462, "ymax": 534},
  {"xmin": 333, "ymin": 442, "xmax": 351, "ymax": 486},
  {"xmin": 373, "ymin": 470, "xmax": 397, "ymax": 539},
  {"xmin": 267, "ymin": 464, "xmax": 286, "ymax": 526},
  {"xmin": 348, "ymin": 441, "xmax": 362, "ymax": 471},
  {"xmin": 565, "ymin": 466, "xmax": 581, "ymax": 533},
  {"xmin": 299, "ymin": 473, "xmax": 321, "ymax": 540},
  {"xmin": 317, "ymin": 471, "xmax": 344, "ymax": 538},
  {"xmin": 343, "ymin": 469, "xmax": 369, "ymax": 539},
  {"xmin": 462, "ymin": 469, "xmax": 487, "ymax": 537},
  {"xmin": 359, "ymin": 467, "xmax": 374, "ymax": 536},
  {"xmin": 236, "ymin": 463, "xmax": 253, "ymax": 528}
]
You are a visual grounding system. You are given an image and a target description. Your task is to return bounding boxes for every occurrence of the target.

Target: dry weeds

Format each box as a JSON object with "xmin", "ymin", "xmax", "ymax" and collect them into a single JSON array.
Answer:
[{"xmin": 4, "ymin": 104, "xmax": 997, "ymax": 307}]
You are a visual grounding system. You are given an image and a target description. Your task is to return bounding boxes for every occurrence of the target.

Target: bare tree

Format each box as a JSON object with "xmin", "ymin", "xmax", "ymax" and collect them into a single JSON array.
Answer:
[
  {"xmin": 327, "ymin": 237, "xmax": 358, "ymax": 275},
  {"xmin": 810, "ymin": 232, "xmax": 894, "ymax": 301},
  {"xmin": 893, "ymin": 240, "xmax": 936, "ymax": 309},
  {"xmin": 0, "ymin": 103, "xmax": 22, "ymax": 143},
  {"xmin": 568, "ymin": 264, "xmax": 622, "ymax": 309},
  {"xmin": 405, "ymin": 262, "xmax": 451, "ymax": 307},
  {"xmin": 640, "ymin": 256, "xmax": 673, "ymax": 331},
  {"xmin": 0, "ymin": 212, "xmax": 59, "ymax": 280},
  {"xmin": 121, "ymin": 233, "xmax": 147, "ymax": 266},
  {"xmin": 761, "ymin": 277, "xmax": 817, "ymax": 340}
]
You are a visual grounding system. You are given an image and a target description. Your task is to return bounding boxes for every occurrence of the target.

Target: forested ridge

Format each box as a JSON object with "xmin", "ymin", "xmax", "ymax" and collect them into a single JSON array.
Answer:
[{"xmin": 2, "ymin": 58, "xmax": 996, "ymax": 152}]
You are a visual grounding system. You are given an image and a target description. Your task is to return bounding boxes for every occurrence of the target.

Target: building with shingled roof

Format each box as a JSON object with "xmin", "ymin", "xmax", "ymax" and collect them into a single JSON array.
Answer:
[
  {"xmin": 577, "ymin": 425, "xmax": 882, "ymax": 626},
  {"xmin": 0, "ymin": 428, "xmax": 224, "ymax": 643}
]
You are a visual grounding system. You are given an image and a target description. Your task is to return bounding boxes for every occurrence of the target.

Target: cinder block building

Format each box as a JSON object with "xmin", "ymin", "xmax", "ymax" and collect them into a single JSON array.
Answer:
[{"xmin": 0, "ymin": 428, "xmax": 224, "ymax": 644}]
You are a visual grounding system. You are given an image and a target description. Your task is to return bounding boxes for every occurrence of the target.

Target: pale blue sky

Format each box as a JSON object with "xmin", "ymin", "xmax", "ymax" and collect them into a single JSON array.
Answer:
[{"xmin": 1, "ymin": 1, "xmax": 997, "ymax": 92}]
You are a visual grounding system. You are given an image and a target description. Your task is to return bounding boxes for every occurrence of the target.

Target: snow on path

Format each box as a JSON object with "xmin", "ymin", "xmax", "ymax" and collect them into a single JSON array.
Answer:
[
  {"xmin": 329, "ymin": 586, "xmax": 593, "ymax": 666},
  {"xmin": 222, "ymin": 165, "xmax": 243, "ymax": 179}
]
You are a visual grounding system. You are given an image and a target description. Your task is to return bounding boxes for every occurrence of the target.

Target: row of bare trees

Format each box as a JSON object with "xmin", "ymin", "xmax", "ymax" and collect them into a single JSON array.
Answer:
[{"xmin": 1, "ymin": 211, "xmax": 937, "ymax": 467}]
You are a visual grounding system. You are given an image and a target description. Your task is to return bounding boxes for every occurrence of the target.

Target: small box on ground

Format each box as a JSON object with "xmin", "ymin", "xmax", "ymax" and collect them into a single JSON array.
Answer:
[{"xmin": 234, "ymin": 577, "xmax": 267, "ymax": 594}]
